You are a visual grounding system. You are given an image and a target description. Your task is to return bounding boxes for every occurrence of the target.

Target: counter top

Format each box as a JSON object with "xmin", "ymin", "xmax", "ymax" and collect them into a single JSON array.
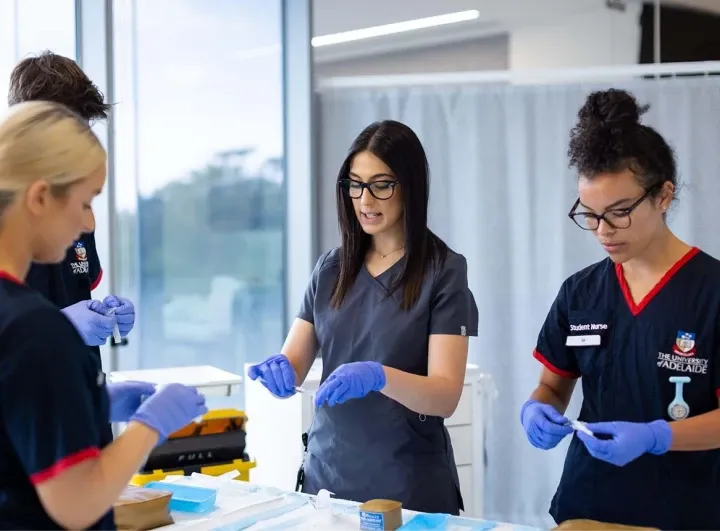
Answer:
[{"xmin": 153, "ymin": 474, "xmax": 540, "ymax": 531}]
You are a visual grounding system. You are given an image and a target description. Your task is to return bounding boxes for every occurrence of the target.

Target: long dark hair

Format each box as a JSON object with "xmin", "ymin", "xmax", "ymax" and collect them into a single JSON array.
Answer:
[{"xmin": 330, "ymin": 120, "xmax": 448, "ymax": 311}]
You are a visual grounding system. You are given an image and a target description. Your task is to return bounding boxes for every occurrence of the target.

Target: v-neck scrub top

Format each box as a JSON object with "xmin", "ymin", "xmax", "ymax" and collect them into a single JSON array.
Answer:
[
  {"xmin": 0, "ymin": 272, "xmax": 114, "ymax": 529},
  {"xmin": 533, "ymin": 247, "xmax": 720, "ymax": 530},
  {"xmin": 25, "ymin": 232, "xmax": 103, "ymax": 365},
  {"xmin": 298, "ymin": 247, "xmax": 479, "ymax": 514}
]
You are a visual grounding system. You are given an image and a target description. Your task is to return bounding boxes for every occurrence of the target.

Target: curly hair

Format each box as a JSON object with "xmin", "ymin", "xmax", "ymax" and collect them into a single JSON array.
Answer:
[
  {"xmin": 8, "ymin": 51, "xmax": 111, "ymax": 123},
  {"xmin": 567, "ymin": 88, "xmax": 678, "ymax": 200}
]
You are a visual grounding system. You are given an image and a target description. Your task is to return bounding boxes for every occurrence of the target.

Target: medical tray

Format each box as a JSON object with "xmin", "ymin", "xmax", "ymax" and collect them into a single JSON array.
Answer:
[
  {"xmin": 144, "ymin": 481, "xmax": 217, "ymax": 514},
  {"xmin": 131, "ymin": 456, "xmax": 256, "ymax": 486}
]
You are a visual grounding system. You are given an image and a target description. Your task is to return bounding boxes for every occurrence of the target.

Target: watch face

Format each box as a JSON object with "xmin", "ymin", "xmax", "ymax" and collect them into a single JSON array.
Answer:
[{"xmin": 669, "ymin": 403, "xmax": 689, "ymax": 420}]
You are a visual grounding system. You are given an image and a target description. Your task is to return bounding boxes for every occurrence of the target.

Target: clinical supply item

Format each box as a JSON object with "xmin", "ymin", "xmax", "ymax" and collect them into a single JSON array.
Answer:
[
  {"xmin": 113, "ymin": 485, "xmax": 174, "ymax": 530},
  {"xmin": 105, "ymin": 307, "xmax": 123, "ymax": 343},
  {"xmin": 144, "ymin": 481, "xmax": 217, "ymax": 513},
  {"xmin": 310, "ymin": 489, "xmax": 334, "ymax": 524},
  {"xmin": 399, "ymin": 514, "xmax": 499, "ymax": 531},
  {"xmin": 553, "ymin": 519, "xmax": 658, "ymax": 530},
  {"xmin": 520, "ymin": 399, "xmax": 573, "ymax": 450},
  {"xmin": 107, "ymin": 381, "xmax": 156, "ymax": 422},
  {"xmin": 294, "ymin": 386, "xmax": 309, "ymax": 394},
  {"xmin": 61, "ymin": 299, "xmax": 115, "ymax": 346},
  {"xmin": 570, "ymin": 419, "xmax": 594, "ymax": 437},
  {"xmin": 247, "ymin": 354, "xmax": 297, "ymax": 398},
  {"xmin": 130, "ymin": 382, "xmax": 208, "ymax": 441},
  {"xmin": 397, "ymin": 513, "xmax": 448, "ymax": 530},
  {"xmin": 314, "ymin": 361, "xmax": 386, "ymax": 407},
  {"xmin": 359, "ymin": 499, "xmax": 403, "ymax": 531},
  {"xmin": 133, "ymin": 457, "xmax": 255, "ymax": 486},
  {"xmin": 140, "ymin": 408, "xmax": 248, "ymax": 473}
]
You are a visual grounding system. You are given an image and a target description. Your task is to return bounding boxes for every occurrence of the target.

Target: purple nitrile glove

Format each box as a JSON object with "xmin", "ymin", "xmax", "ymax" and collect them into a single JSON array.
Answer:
[
  {"xmin": 130, "ymin": 383, "xmax": 208, "ymax": 443},
  {"xmin": 61, "ymin": 300, "xmax": 115, "ymax": 346},
  {"xmin": 107, "ymin": 381, "xmax": 156, "ymax": 422},
  {"xmin": 577, "ymin": 420, "xmax": 672, "ymax": 467},
  {"xmin": 315, "ymin": 361, "xmax": 386, "ymax": 408},
  {"xmin": 247, "ymin": 354, "xmax": 296, "ymax": 398},
  {"xmin": 101, "ymin": 295, "xmax": 135, "ymax": 336},
  {"xmin": 520, "ymin": 399, "xmax": 573, "ymax": 450}
]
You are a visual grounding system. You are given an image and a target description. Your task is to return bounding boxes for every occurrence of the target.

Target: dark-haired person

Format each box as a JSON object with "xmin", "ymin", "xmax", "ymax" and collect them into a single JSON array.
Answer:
[
  {"xmin": 8, "ymin": 51, "xmax": 135, "ymax": 353},
  {"xmin": 248, "ymin": 120, "xmax": 478, "ymax": 514},
  {"xmin": 521, "ymin": 88, "xmax": 720, "ymax": 530}
]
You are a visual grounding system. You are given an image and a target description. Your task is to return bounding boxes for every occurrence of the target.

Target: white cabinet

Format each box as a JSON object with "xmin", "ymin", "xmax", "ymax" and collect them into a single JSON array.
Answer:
[{"xmin": 244, "ymin": 361, "xmax": 493, "ymax": 518}]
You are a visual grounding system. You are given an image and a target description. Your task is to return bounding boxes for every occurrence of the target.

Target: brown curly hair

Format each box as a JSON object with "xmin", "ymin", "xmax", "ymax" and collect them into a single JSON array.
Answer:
[
  {"xmin": 567, "ymin": 88, "xmax": 678, "ymax": 201},
  {"xmin": 8, "ymin": 51, "xmax": 111, "ymax": 123}
]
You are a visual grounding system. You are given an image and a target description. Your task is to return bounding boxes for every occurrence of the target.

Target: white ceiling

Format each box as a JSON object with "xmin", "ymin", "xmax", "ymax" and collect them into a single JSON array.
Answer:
[{"xmin": 312, "ymin": 0, "xmax": 720, "ymax": 63}]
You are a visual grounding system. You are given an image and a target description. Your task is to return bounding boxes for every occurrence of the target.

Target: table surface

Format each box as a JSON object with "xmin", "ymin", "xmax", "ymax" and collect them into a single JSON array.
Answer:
[
  {"xmin": 153, "ymin": 474, "xmax": 542, "ymax": 531},
  {"xmin": 109, "ymin": 366, "xmax": 243, "ymax": 387}
]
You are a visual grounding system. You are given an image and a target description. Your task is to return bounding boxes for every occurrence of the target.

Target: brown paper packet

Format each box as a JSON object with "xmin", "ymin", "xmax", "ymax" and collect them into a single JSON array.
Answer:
[
  {"xmin": 553, "ymin": 519, "xmax": 658, "ymax": 531},
  {"xmin": 113, "ymin": 485, "xmax": 174, "ymax": 531}
]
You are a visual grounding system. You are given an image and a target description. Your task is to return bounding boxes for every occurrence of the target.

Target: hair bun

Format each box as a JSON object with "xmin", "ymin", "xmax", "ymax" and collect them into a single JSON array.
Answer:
[{"xmin": 577, "ymin": 89, "xmax": 649, "ymax": 130}]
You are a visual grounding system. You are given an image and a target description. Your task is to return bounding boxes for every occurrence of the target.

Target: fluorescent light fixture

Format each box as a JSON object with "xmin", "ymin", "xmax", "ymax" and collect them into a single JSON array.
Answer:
[{"xmin": 311, "ymin": 10, "xmax": 481, "ymax": 47}]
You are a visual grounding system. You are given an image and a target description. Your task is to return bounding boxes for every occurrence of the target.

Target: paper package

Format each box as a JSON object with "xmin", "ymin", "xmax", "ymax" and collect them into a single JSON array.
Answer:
[{"xmin": 113, "ymin": 485, "xmax": 174, "ymax": 530}]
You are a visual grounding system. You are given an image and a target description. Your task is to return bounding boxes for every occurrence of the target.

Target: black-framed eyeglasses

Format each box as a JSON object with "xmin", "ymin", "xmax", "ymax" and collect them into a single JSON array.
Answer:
[
  {"xmin": 568, "ymin": 186, "xmax": 658, "ymax": 231},
  {"xmin": 339, "ymin": 178, "xmax": 399, "ymax": 200}
]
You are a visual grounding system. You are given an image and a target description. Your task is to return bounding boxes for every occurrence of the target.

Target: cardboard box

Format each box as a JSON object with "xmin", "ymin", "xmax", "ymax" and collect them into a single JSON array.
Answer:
[
  {"xmin": 359, "ymin": 499, "xmax": 403, "ymax": 531},
  {"xmin": 113, "ymin": 485, "xmax": 174, "ymax": 531}
]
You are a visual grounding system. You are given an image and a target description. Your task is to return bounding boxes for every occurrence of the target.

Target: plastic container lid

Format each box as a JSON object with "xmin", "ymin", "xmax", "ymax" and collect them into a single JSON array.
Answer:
[
  {"xmin": 109, "ymin": 365, "xmax": 243, "ymax": 396},
  {"xmin": 143, "ymin": 481, "xmax": 217, "ymax": 514}
]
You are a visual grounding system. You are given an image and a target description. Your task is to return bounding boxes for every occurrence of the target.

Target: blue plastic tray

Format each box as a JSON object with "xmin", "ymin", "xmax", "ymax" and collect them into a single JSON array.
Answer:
[{"xmin": 144, "ymin": 481, "xmax": 217, "ymax": 513}]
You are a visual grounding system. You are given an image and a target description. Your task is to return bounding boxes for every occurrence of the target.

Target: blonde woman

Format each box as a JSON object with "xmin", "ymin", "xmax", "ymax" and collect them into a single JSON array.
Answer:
[{"xmin": 0, "ymin": 101, "xmax": 207, "ymax": 530}]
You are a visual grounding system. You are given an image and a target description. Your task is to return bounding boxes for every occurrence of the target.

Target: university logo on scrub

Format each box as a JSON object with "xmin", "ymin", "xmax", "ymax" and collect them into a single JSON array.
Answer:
[
  {"xmin": 673, "ymin": 331, "xmax": 696, "ymax": 357},
  {"xmin": 70, "ymin": 241, "xmax": 90, "ymax": 276},
  {"xmin": 657, "ymin": 330, "xmax": 707, "ymax": 375},
  {"xmin": 74, "ymin": 241, "xmax": 88, "ymax": 262}
]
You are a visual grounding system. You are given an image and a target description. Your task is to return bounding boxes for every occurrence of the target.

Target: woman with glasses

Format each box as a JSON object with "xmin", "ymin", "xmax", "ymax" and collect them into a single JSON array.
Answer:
[
  {"xmin": 248, "ymin": 120, "xmax": 478, "ymax": 514},
  {"xmin": 521, "ymin": 88, "xmax": 720, "ymax": 530}
]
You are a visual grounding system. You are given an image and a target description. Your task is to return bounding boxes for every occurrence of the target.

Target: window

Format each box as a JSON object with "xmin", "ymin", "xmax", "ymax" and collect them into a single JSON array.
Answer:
[
  {"xmin": 0, "ymin": 0, "xmax": 76, "ymax": 111},
  {"xmin": 112, "ymin": 0, "xmax": 285, "ymax": 385}
]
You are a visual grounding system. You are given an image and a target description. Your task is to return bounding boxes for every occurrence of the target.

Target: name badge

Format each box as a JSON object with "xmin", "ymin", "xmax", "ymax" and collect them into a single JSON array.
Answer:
[{"xmin": 566, "ymin": 334, "xmax": 601, "ymax": 347}]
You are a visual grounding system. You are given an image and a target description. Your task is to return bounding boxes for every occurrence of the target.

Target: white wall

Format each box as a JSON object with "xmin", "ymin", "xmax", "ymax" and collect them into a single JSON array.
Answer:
[
  {"xmin": 509, "ymin": 4, "xmax": 643, "ymax": 71},
  {"xmin": 315, "ymin": 35, "xmax": 508, "ymax": 78}
]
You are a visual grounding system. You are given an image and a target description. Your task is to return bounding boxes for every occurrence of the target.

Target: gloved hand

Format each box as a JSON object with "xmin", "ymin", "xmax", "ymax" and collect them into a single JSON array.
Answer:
[
  {"xmin": 129, "ymin": 383, "xmax": 208, "ymax": 442},
  {"xmin": 61, "ymin": 300, "xmax": 115, "ymax": 346},
  {"xmin": 520, "ymin": 399, "xmax": 573, "ymax": 450},
  {"xmin": 247, "ymin": 354, "xmax": 296, "ymax": 398},
  {"xmin": 577, "ymin": 420, "xmax": 672, "ymax": 467},
  {"xmin": 101, "ymin": 295, "xmax": 135, "ymax": 337},
  {"xmin": 107, "ymin": 381, "xmax": 156, "ymax": 422},
  {"xmin": 315, "ymin": 361, "xmax": 386, "ymax": 408}
]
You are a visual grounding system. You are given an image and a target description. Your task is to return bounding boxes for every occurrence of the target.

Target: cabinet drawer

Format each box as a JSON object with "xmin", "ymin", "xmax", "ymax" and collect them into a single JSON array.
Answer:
[
  {"xmin": 446, "ymin": 383, "xmax": 473, "ymax": 426},
  {"xmin": 447, "ymin": 424, "xmax": 472, "ymax": 465}
]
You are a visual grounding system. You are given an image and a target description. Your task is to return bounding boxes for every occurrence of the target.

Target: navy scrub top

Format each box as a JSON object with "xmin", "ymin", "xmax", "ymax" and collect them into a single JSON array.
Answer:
[
  {"xmin": 299, "ymin": 246, "xmax": 479, "ymax": 514},
  {"xmin": 534, "ymin": 247, "xmax": 720, "ymax": 530},
  {"xmin": 25, "ymin": 232, "xmax": 103, "ymax": 363},
  {"xmin": 0, "ymin": 272, "xmax": 114, "ymax": 530},
  {"xmin": 25, "ymin": 232, "xmax": 103, "ymax": 309}
]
